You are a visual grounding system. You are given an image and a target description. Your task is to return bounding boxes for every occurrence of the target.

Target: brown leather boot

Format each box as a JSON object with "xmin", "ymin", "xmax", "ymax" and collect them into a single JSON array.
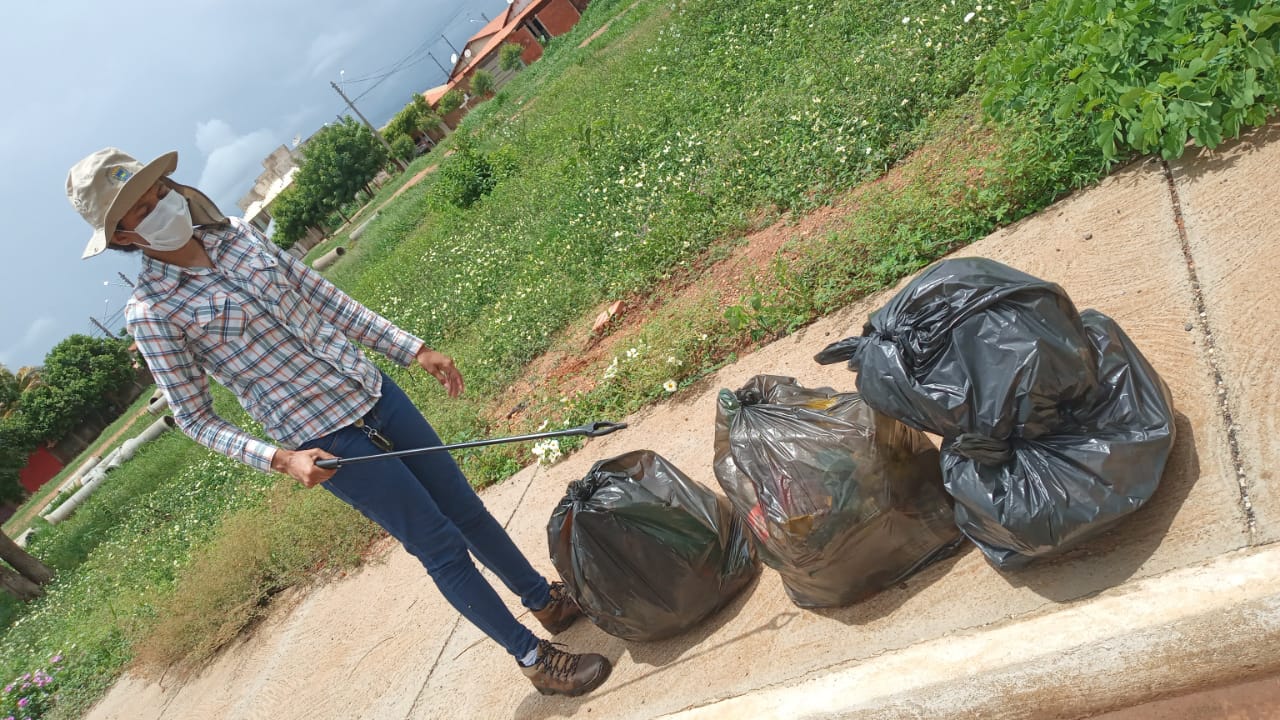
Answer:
[
  {"xmin": 520, "ymin": 640, "xmax": 612, "ymax": 697},
  {"xmin": 530, "ymin": 581, "xmax": 582, "ymax": 635}
]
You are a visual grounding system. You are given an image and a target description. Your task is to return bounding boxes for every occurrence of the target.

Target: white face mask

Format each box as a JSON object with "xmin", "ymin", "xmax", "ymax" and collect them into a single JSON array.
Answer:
[{"xmin": 132, "ymin": 189, "xmax": 194, "ymax": 251}]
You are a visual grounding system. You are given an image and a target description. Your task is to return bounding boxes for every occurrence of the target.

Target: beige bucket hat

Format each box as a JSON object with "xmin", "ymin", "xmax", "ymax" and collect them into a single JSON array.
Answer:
[{"xmin": 66, "ymin": 148, "xmax": 179, "ymax": 259}]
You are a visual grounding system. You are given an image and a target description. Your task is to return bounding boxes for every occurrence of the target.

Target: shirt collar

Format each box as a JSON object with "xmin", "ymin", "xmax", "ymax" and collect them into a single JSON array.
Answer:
[{"xmin": 136, "ymin": 224, "xmax": 235, "ymax": 296}]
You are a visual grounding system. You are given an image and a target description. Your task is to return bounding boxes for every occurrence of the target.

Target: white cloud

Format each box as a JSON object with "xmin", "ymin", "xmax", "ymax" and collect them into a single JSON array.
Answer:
[
  {"xmin": 193, "ymin": 119, "xmax": 280, "ymax": 211},
  {"xmin": 0, "ymin": 316, "xmax": 56, "ymax": 367}
]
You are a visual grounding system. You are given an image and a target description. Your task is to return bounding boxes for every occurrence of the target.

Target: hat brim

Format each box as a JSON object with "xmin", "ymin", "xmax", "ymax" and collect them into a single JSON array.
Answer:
[{"xmin": 81, "ymin": 150, "xmax": 178, "ymax": 259}]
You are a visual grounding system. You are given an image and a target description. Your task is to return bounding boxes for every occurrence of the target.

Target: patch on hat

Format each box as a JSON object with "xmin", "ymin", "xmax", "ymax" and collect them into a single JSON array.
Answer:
[{"xmin": 108, "ymin": 166, "xmax": 133, "ymax": 183}]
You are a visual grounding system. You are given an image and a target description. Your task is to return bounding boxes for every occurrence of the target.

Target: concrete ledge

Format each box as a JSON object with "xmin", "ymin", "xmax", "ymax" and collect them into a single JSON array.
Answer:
[{"xmin": 663, "ymin": 544, "xmax": 1280, "ymax": 720}]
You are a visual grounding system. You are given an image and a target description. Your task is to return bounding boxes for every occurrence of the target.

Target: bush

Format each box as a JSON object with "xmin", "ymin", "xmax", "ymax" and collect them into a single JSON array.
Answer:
[
  {"xmin": 390, "ymin": 134, "xmax": 416, "ymax": 162},
  {"xmin": 426, "ymin": 135, "xmax": 498, "ymax": 209},
  {"xmin": 471, "ymin": 69, "xmax": 496, "ymax": 97},
  {"xmin": 499, "ymin": 42, "xmax": 525, "ymax": 71},
  {"xmin": 438, "ymin": 89, "xmax": 465, "ymax": 115},
  {"xmin": 1, "ymin": 657, "xmax": 62, "ymax": 719},
  {"xmin": 983, "ymin": 0, "xmax": 1280, "ymax": 162}
]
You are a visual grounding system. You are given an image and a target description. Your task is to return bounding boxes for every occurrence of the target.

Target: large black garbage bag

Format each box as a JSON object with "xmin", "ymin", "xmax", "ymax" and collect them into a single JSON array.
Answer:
[
  {"xmin": 816, "ymin": 257, "xmax": 1177, "ymax": 568},
  {"xmin": 713, "ymin": 375, "xmax": 961, "ymax": 608},
  {"xmin": 548, "ymin": 450, "xmax": 759, "ymax": 641}
]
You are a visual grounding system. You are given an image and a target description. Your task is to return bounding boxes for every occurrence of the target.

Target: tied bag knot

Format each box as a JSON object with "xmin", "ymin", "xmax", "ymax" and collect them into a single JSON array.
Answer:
[
  {"xmin": 949, "ymin": 433, "xmax": 1015, "ymax": 465},
  {"xmin": 567, "ymin": 471, "xmax": 624, "ymax": 503}
]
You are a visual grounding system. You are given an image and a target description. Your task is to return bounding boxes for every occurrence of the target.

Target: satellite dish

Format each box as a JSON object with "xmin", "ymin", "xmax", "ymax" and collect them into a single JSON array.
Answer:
[
  {"xmin": 450, "ymin": 53, "xmax": 459, "ymax": 64},
  {"xmin": 464, "ymin": 48, "xmax": 472, "ymax": 58},
  {"xmin": 291, "ymin": 134, "xmax": 301, "ymax": 148}
]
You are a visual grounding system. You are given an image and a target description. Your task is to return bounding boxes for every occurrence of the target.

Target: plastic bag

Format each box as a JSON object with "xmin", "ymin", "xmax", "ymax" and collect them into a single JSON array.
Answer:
[
  {"xmin": 816, "ymin": 257, "xmax": 1176, "ymax": 568},
  {"xmin": 548, "ymin": 450, "xmax": 759, "ymax": 641},
  {"xmin": 713, "ymin": 375, "xmax": 961, "ymax": 608}
]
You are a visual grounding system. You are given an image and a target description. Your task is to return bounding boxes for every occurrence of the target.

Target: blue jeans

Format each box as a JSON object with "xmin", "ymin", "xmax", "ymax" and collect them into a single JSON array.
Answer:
[{"xmin": 300, "ymin": 375, "xmax": 547, "ymax": 660}]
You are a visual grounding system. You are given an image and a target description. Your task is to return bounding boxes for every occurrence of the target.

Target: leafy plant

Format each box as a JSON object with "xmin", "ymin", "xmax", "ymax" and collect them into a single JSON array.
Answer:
[
  {"xmin": 0, "ymin": 656, "xmax": 61, "ymax": 720},
  {"xmin": 390, "ymin": 134, "xmax": 416, "ymax": 162},
  {"xmin": 438, "ymin": 89, "xmax": 465, "ymax": 115},
  {"xmin": 499, "ymin": 42, "xmax": 525, "ymax": 71},
  {"xmin": 426, "ymin": 134, "xmax": 498, "ymax": 209},
  {"xmin": 470, "ymin": 69, "xmax": 496, "ymax": 97},
  {"xmin": 983, "ymin": 0, "xmax": 1280, "ymax": 162}
]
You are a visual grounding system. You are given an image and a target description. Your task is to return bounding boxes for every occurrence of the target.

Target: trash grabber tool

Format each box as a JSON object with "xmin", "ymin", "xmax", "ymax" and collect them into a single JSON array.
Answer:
[{"xmin": 314, "ymin": 421, "xmax": 628, "ymax": 469}]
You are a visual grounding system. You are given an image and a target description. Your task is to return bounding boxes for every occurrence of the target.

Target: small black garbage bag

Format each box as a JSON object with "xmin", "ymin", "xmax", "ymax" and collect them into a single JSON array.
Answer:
[
  {"xmin": 713, "ymin": 375, "xmax": 961, "ymax": 608},
  {"xmin": 548, "ymin": 450, "xmax": 759, "ymax": 641},
  {"xmin": 816, "ymin": 257, "xmax": 1177, "ymax": 568}
]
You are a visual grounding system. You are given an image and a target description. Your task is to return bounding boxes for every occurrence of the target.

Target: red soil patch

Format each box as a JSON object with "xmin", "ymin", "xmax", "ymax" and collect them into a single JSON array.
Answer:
[{"xmin": 485, "ymin": 117, "xmax": 996, "ymax": 431}]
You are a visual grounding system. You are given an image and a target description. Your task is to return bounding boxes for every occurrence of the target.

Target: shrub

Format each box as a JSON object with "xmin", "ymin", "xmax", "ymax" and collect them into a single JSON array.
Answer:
[
  {"xmin": 1, "ymin": 656, "xmax": 62, "ymax": 719},
  {"xmin": 983, "ymin": 0, "xmax": 1280, "ymax": 162},
  {"xmin": 426, "ymin": 135, "xmax": 498, "ymax": 209},
  {"xmin": 499, "ymin": 42, "xmax": 525, "ymax": 71},
  {"xmin": 471, "ymin": 69, "xmax": 496, "ymax": 97},
  {"xmin": 390, "ymin": 134, "xmax": 416, "ymax": 162},
  {"xmin": 438, "ymin": 89, "xmax": 465, "ymax": 115}
]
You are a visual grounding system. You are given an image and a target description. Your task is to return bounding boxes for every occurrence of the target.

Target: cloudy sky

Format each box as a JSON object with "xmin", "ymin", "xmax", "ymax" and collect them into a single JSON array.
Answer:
[{"xmin": 0, "ymin": 0, "xmax": 506, "ymax": 368}]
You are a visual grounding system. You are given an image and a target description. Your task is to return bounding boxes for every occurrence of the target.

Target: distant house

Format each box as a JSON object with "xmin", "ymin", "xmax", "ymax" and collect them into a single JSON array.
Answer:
[
  {"xmin": 237, "ymin": 145, "xmax": 303, "ymax": 217},
  {"xmin": 424, "ymin": 0, "xmax": 592, "ymax": 126}
]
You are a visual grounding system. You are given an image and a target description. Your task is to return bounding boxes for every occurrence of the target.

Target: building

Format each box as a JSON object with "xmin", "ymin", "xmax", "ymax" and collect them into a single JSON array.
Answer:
[
  {"xmin": 423, "ymin": 0, "xmax": 592, "ymax": 125},
  {"xmin": 236, "ymin": 145, "xmax": 303, "ymax": 216}
]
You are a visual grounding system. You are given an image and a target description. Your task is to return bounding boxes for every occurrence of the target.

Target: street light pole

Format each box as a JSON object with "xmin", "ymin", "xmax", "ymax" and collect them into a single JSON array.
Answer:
[{"xmin": 330, "ymin": 80, "xmax": 407, "ymax": 172}]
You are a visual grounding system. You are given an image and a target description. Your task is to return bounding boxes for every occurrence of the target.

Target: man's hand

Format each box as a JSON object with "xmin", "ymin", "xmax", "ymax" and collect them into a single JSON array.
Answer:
[
  {"xmin": 272, "ymin": 448, "xmax": 338, "ymax": 488},
  {"xmin": 416, "ymin": 346, "xmax": 465, "ymax": 398}
]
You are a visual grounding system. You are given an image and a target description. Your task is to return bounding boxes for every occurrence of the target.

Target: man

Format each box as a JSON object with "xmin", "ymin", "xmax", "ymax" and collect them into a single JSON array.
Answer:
[{"xmin": 66, "ymin": 148, "xmax": 611, "ymax": 697}]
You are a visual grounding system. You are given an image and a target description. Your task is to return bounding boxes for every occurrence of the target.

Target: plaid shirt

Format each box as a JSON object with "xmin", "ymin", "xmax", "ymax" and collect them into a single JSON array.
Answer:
[{"xmin": 126, "ymin": 217, "xmax": 424, "ymax": 471}]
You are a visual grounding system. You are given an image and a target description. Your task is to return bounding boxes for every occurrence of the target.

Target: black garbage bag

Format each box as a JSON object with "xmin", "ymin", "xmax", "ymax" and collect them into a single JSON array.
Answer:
[
  {"xmin": 816, "ymin": 257, "xmax": 1177, "ymax": 568},
  {"xmin": 548, "ymin": 450, "xmax": 759, "ymax": 641},
  {"xmin": 713, "ymin": 375, "xmax": 962, "ymax": 608}
]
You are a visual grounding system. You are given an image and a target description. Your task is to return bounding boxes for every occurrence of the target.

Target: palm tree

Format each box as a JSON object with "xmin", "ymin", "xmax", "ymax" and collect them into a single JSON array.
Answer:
[
  {"xmin": 0, "ymin": 365, "xmax": 42, "ymax": 418},
  {"xmin": 0, "ymin": 365, "xmax": 18, "ymax": 418}
]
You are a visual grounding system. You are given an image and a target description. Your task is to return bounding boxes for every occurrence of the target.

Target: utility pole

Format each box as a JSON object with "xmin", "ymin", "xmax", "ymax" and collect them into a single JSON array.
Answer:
[
  {"xmin": 441, "ymin": 33, "xmax": 460, "ymax": 54},
  {"xmin": 427, "ymin": 51, "xmax": 451, "ymax": 80},
  {"xmin": 116, "ymin": 271, "xmax": 134, "ymax": 289},
  {"xmin": 90, "ymin": 317, "xmax": 117, "ymax": 338},
  {"xmin": 330, "ymin": 81, "xmax": 408, "ymax": 172}
]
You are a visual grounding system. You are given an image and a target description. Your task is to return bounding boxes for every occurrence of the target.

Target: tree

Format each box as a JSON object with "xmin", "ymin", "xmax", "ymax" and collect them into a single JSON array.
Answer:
[
  {"xmin": 42, "ymin": 335, "xmax": 135, "ymax": 425},
  {"xmin": 390, "ymin": 134, "xmax": 416, "ymax": 163},
  {"xmin": 0, "ymin": 365, "xmax": 41, "ymax": 419},
  {"xmin": 470, "ymin": 70, "xmax": 496, "ymax": 98},
  {"xmin": 269, "ymin": 184, "xmax": 319, "ymax": 250},
  {"xmin": 0, "ymin": 563, "xmax": 41, "ymax": 602},
  {"xmin": 270, "ymin": 117, "xmax": 389, "ymax": 250},
  {"xmin": 0, "ymin": 531, "xmax": 53, "ymax": 587},
  {"xmin": 438, "ymin": 89, "xmax": 465, "ymax": 115},
  {"xmin": 19, "ymin": 384, "xmax": 80, "ymax": 442},
  {"xmin": 499, "ymin": 42, "xmax": 525, "ymax": 72},
  {"xmin": 298, "ymin": 117, "xmax": 388, "ymax": 209},
  {"xmin": 0, "ymin": 415, "xmax": 35, "ymax": 503}
]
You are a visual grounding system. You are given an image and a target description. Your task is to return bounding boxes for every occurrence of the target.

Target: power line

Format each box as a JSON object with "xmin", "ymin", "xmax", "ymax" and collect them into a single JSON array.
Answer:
[{"xmin": 335, "ymin": 2, "xmax": 475, "ymax": 89}]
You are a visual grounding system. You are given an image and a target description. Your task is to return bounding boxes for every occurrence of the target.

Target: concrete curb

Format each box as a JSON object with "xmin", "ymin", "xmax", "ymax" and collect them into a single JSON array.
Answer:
[{"xmin": 661, "ymin": 544, "xmax": 1280, "ymax": 720}]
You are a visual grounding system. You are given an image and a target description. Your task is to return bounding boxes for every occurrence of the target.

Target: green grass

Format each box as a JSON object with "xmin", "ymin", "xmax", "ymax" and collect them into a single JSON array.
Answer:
[
  {"xmin": 0, "ymin": 0, "xmax": 1126, "ymax": 714},
  {"xmin": 302, "ymin": 150, "xmax": 446, "ymax": 266},
  {"xmin": 2, "ymin": 389, "xmax": 157, "ymax": 537}
]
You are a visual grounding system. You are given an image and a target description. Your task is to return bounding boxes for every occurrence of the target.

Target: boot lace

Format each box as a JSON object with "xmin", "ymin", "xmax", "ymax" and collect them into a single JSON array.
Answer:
[{"xmin": 536, "ymin": 640, "xmax": 581, "ymax": 680}]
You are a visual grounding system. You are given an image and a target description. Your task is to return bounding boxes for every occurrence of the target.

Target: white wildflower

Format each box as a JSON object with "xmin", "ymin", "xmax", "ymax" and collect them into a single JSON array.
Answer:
[
  {"xmin": 531, "ymin": 439, "xmax": 562, "ymax": 465},
  {"xmin": 663, "ymin": 380, "xmax": 678, "ymax": 393}
]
